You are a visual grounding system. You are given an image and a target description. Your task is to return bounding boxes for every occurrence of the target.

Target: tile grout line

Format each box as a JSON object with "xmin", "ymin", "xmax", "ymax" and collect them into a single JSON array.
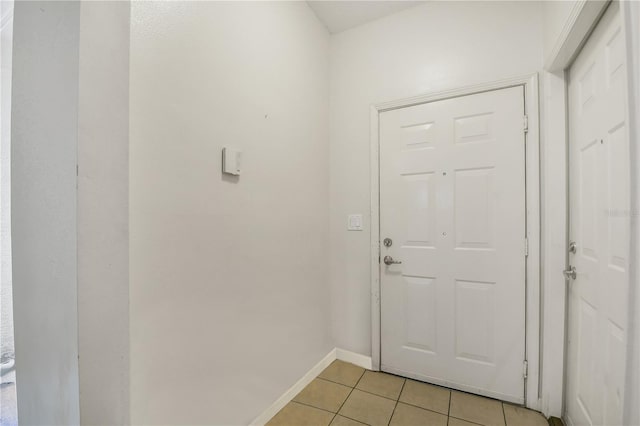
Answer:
[
  {"xmin": 328, "ymin": 367, "xmax": 367, "ymax": 426},
  {"xmin": 390, "ymin": 398, "xmax": 450, "ymax": 418},
  {"xmin": 502, "ymin": 402, "xmax": 507, "ymax": 426},
  {"xmin": 289, "ymin": 400, "xmax": 369, "ymax": 426},
  {"xmin": 289, "ymin": 400, "xmax": 335, "ymax": 415},
  {"xmin": 352, "ymin": 386, "xmax": 401, "ymax": 402},
  {"xmin": 317, "ymin": 376, "xmax": 356, "ymax": 389},
  {"xmin": 318, "ymin": 376, "xmax": 363, "ymax": 389},
  {"xmin": 387, "ymin": 378, "xmax": 406, "ymax": 426},
  {"xmin": 337, "ymin": 414, "xmax": 369, "ymax": 426},
  {"xmin": 448, "ymin": 415, "xmax": 486, "ymax": 426}
]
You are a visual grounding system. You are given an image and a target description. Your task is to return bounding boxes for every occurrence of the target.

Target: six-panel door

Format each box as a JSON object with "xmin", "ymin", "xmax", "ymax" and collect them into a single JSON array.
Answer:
[
  {"xmin": 379, "ymin": 86, "xmax": 527, "ymax": 403},
  {"xmin": 566, "ymin": 2, "xmax": 629, "ymax": 425}
]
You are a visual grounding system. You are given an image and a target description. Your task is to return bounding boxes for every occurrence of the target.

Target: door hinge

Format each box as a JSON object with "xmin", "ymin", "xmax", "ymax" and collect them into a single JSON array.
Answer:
[
  {"xmin": 523, "ymin": 360, "xmax": 528, "ymax": 379},
  {"xmin": 524, "ymin": 238, "xmax": 529, "ymax": 257},
  {"xmin": 523, "ymin": 115, "xmax": 529, "ymax": 133}
]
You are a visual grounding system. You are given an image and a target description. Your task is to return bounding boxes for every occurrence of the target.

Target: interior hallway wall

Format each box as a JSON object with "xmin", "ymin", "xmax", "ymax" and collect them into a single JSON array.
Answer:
[
  {"xmin": 129, "ymin": 2, "xmax": 332, "ymax": 424},
  {"xmin": 0, "ymin": 3, "xmax": 15, "ymax": 423},
  {"xmin": 77, "ymin": 2, "xmax": 130, "ymax": 424},
  {"xmin": 329, "ymin": 0, "xmax": 543, "ymax": 358},
  {"xmin": 11, "ymin": 2, "xmax": 81, "ymax": 423}
]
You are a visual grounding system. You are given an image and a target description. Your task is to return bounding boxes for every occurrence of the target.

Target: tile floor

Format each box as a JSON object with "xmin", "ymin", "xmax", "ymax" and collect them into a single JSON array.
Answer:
[{"xmin": 267, "ymin": 360, "xmax": 549, "ymax": 426}]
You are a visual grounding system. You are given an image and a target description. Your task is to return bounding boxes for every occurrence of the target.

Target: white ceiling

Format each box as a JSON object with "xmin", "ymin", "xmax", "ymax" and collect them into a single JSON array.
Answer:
[{"xmin": 307, "ymin": 1, "xmax": 425, "ymax": 34}]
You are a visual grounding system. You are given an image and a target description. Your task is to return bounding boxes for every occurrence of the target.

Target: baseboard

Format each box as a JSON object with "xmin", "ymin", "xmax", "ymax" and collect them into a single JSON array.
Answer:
[
  {"xmin": 335, "ymin": 348, "xmax": 373, "ymax": 370},
  {"xmin": 250, "ymin": 348, "xmax": 337, "ymax": 426},
  {"xmin": 250, "ymin": 348, "xmax": 373, "ymax": 425}
]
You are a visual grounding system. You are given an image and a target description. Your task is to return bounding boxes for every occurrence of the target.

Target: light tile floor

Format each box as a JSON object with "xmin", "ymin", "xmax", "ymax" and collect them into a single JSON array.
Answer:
[{"xmin": 267, "ymin": 360, "xmax": 549, "ymax": 426}]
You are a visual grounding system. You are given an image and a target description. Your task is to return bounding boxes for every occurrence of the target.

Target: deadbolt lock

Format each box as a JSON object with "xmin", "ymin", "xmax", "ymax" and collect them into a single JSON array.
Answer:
[{"xmin": 383, "ymin": 238, "xmax": 393, "ymax": 247}]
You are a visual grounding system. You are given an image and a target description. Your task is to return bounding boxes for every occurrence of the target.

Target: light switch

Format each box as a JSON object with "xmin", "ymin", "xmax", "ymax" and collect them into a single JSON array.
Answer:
[
  {"xmin": 222, "ymin": 147, "xmax": 241, "ymax": 176},
  {"xmin": 347, "ymin": 214, "xmax": 363, "ymax": 231}
]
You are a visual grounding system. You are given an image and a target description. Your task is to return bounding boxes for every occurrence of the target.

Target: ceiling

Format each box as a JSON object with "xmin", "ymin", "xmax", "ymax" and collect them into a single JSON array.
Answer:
[{"xmin": 307, "ymin": 1, "xmax": 425, "ymax": 34}]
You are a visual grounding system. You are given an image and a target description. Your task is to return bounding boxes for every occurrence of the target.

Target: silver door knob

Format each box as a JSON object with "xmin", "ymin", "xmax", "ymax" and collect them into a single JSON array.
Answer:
[
  {"xmin": 563, "ymin": 266, "xmax": 577, "ymax": 280},
  {"xmin": 383, "ymin": 255, "xmax": 402, "ymax": 265}
]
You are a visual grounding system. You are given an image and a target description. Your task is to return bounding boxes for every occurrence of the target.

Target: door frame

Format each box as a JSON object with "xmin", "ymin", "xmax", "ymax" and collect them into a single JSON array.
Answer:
[
  {"xmin": 564, "ymin": 3, "xmax": 631, "ymax": 425},
  {"xmin": 546, "ymin": 1, "xmax": 640, "ymax": 424},
  {"xmin": 539, "ymin": 0, "xmax": 613, "ymax": 418},
  {"xmin": 369, "ymin": 74, "xmax": 541, "ymax": 409}
]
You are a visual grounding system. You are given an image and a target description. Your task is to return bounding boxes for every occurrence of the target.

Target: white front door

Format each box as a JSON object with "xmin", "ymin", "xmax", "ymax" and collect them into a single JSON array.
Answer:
[
  {"xmin": 379, "ymin": 86, "xmax": 527, "ymax": 403},
  {"xmin": 566, "ymin": 2, "xmax": 629, "ymax": 425}
]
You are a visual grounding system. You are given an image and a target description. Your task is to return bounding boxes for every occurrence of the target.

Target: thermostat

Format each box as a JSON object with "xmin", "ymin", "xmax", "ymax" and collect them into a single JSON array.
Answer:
[
  {"xmin": 222, "ymin": 148, "xmax": 241, "ymax": 176},
  {"xmin": 347, "ymin": 214, "xmax": 363, "ymax": 231}
]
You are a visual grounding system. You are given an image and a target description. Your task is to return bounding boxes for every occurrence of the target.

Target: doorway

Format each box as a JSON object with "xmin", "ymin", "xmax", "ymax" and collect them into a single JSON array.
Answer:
[
  {"xmin": 565, "ymin": 2, "xmax": 630, "ymax": 425},
  {"xmin": 372, "ymin": 79, "xmax": 540, "ymax": 406}
]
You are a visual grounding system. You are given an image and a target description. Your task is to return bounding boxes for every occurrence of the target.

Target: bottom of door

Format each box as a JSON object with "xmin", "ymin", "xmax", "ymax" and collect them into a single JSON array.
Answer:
[{"xmin": 381, "ymin": 364, "xmax": 525, "ymax": 405}]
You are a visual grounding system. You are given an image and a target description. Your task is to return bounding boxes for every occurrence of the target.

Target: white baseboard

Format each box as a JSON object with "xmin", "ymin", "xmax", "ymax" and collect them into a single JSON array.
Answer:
[
  {"xmin": 250, "ymin": 348, "xmax": 372, "ymax": 425},
  {"xmin": 250, "ymin": 348, "xmax": 337, "ymax": 426},
  {"xmin": 336, "ymin": 348, "xmax": 373, "ymax": 370}
]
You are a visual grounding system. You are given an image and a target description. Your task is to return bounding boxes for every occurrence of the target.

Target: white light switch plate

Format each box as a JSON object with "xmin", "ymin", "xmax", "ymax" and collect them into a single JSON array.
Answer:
[{"xmin": 347, "ymin": 214, "xmax": 363, "ymax": 231}]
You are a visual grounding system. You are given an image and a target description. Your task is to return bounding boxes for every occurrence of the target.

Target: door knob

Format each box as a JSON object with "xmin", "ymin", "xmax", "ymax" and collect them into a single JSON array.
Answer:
[
  {"xmin": 383, "ymin": 255, "xmax": 402, "ymax": 265},
  {"xmin": 563, "ymin": 266, "xmax": 577, "ymax": 280}
]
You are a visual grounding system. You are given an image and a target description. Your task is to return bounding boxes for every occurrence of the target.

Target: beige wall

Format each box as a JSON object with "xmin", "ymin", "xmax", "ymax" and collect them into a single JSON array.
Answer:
[
  {"xmin": 11, "ymin": 2, "xmax": 81, "ymax": 423},
  {"xmin": 77, "ymin": 2, "xmax": 130, "ymax": 424},
  {"xmin": 129, "ymin": 2, "xmax": 332, "ymax": 424}
]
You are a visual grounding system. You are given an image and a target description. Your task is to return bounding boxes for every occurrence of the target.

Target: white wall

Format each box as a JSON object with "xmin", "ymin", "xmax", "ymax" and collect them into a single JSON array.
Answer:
[
  {"xmin": 0, "ymin": 1, "xmax": 16, "ymax": 423},
  {"xmin": 11, "ymin": 2, "xmax": 81, "ymax": 424},
  {"xmin": 129, "ymin": 2, "xmax": 331, "ymax": 424},
  {"xmin": 1, "ymin": 0, "xmax": 14, "ymax": 363},
  {"xmin": 329, "ymin": 0, "xmax": 543, "ymax": 357},
  {"xmin": 77, "ymin": 2, "xmax": 130, "ymax": 424},
  {"xmin": 536, "ymin": 69, "xmax": 568, "ymax": 419}
]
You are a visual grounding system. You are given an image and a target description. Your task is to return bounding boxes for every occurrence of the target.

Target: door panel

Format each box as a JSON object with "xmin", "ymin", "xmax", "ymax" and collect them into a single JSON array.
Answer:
[
  {"xmin": 404, "ymin": 277, "xmax": 437, "ymax": 353},
  {"xmin": 454, "ymin": 279, "xmax": 495, "ymax": 365},
  {"xmin": 380, "ymin": 86, "xmax": 526, "ymax": 403},
  {"xmin": 566, "ymin": 2, "xmax": 629, "ymax": 426}
]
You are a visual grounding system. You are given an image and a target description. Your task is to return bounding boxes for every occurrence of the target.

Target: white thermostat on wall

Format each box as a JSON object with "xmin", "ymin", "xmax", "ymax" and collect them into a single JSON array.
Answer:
[
  {"xmin": 222, "ymin": 147, "xmax": 242, "ymax": 176},
  {"xmin": 347, "ymin": 214, "xmax": 363, "ymax": 231}
]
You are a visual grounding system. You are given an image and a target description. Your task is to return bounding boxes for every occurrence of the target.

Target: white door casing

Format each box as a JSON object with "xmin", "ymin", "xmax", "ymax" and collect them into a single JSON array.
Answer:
[
  {"xmin": 379, "ymin": 86, "xmax": 527, "ymax": 403},
  {"xmin": 566, "ymin": 2, "xmax": 629, "ymax": 425}
]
